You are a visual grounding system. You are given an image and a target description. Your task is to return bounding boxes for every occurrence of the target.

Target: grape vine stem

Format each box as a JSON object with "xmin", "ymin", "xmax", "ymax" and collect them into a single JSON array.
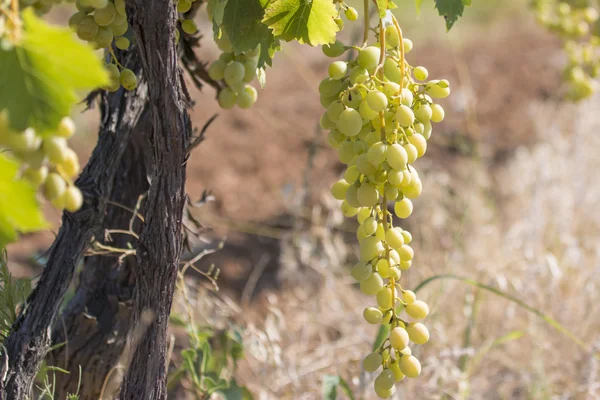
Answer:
[{"xmin": 363, "ymin": 0, "xmax": 370, "ymax": 46}]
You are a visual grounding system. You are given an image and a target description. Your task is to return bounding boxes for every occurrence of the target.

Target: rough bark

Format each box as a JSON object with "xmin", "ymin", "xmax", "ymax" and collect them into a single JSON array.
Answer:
[
  {"xmin": 118, "ymin": 1, "xmax": 191, "ymax": 399},
  {"xmin": 47, "ymin": 113, "xmax": 151, "ymax": 400},
  {"xmin": 0, "ymin": 70, "xmax": 148, "ymax": 399}
]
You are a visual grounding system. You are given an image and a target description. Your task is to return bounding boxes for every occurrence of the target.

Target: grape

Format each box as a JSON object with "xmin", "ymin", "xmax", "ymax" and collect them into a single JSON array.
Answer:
[
  {"xmin": 407, "ymin": 322, "xmax": 429, "ymax": 344},
  {"xmin": 353, "ymin": 140, "xmax": 367, "ymax": 155},
  {"xmin": 87, "ymin": 0, "xmax": 108, "ymax": 9},
  {"xmin": 415, "ymin": 104, "xmax": 432, "ymax": 122},
  {"xmin": 358, "ymin": 46, "xmax": 380, "ymax": 70},
  {"xmin": 93, "ymin": 3, "xmax": 116, "ymax": 26},
  {"xmin": 218, "ymin": 87, "xmax": 237, "ymax": 109},
  {"xmin": 63, "ymin": 186, "xmax": 84, "ymax": 212},
  {"xmin": 7, "ymin": 128, "xmax": 39, "ymax": 153},
  {"xmin": 319, "ymin": 113, "xmax": 336, "ymax": 130},
  {"xmin": 376, "ymin": 287, "xmax": 393, "ymax": 309},
  {"xmin": 402, "ymin": 290, "xmax": 416, "ymax": 304},
  {"xmin": 69, "ymin": 12, "xmax": 87, "ymax": 31},
  {"xmin": 403, "ymin": 179, "xmax": 422, "ymax": 199},
  {"xmin": 388, "ymin": 266, "xmax": 401, "ymax": 279},
  {"xmin": 431, "ymin": 103, "xmax": 445, "ymax": 122},
  {"xmin": 396, "ymin": 105, "xmax": 415, "ymax": 126},
  {"xmin": 352, "ymin": 261, "xmax": 372, "ymax": 282},
  {"xmin": 335, "ymin": 17, "xmax": 344, "ymax": 30},
  {"xmin": 394, "ymin": 198, "xmax": 413, "ymax": 218},
  {"xmin": 327, "ymin": 101, "xmax": 344, "ymax": 122},
  {"xmin": 398, "ymin": 245, "xmax": 414, "ymax": 261},
  {"xmin": 374, "ymin": 385, "xmax": 392, "ymax": 399},
  {"xmin": 375, "ymin": 223, "xmax": 385, "ymax": 241},
  {"xmin": 77, "ymin": 16, "xmax": 99, "ymax": 41},
  {"xmin": 359, "ymin": 100, "xmax": 379, "ymax": 121},
  {"xmin": 403, "ymin": 143, "xmax": 418, "ymax": 163},
  {"xmin": 115, "ymin": 36, "xmax": 130, "ymax": 50},
  {"xmin": 360, "ymin": 237, "xmax": 384, "ymax": 262},
  {"xmin": 344, "ymin": 165, "xmax": 359, "ymax": 183},
  {"xmin": 388, "ymin": 360, "xmax": 405, "ymax": 382},
  {"xmin": 120, "ymin": 68, "xmax": 137, "ymax": 91},
  {"xmin": 111, "ymin": 20, "xmax": 128, "ymax": 36},
  {"xmin": 44, "ymin": 173, "xmax": 66, "ymax": 201},
  {"xmin": 177, "ymin": 0, "xmax": 192, "ymax": 13},
  {"xmin": 94, "ymin": 26, "xmax": 114, "ymax": 48},
  {"xmin": 367, "ymin": 142, "xmax": 387, "ymax": 166},
  {"xmin": 401, "ymin": 88, "xmax": 414, "ymax": 107},
  {"xmin": 408, "ymin": 134, "xmax": 427, "ymax": 158},
  {"xmin": 345, "ymin": 6, "xmax": 358, "ymax": 21},
  {"xmin": 56, "ymin": 117, "xmax": 75, "ymax": 139},
  {"xmin": 375, "ymin": 258, "xmax": 390, "ymax": 278},
  {"xmin": 413, "ymin": 66, "xmax": 428, "ymax": 81},
  {"xmin": 328, "ymin": 61, "xmax": 347, "ymax": 80},
  {"xmin": 331, "ymin": 179, "xmax": 350, "ymax": 200},
  {"xmin": 345, "ymin": 183, "xmax": 361, "ymax": 208},
  {"xmin": 208, "ymin": 59, "xmax": 226, "ymax": 81},
  {"xmin": 375, "ymin": 370, "xmax": 395, "ymax": 393},
  {"xmin": 366, "ymin": 91, "xmax": 388, "ymax": 112},
  {"xmin": 386, "ymin": 144, "xmax": 408, "ymax": 170},
  {"xmin": 22, "ymin": 166, "xmax": 48, "ymax": 187},
  {"xmin": 403, "ymin": 38, "xmax": 413, "ymax": 53},
  {"xmin": 336, "ymin": 108, "xmax": 362, "ymax": 136},
  {"xmin": 406, "ymin": 300, "xmax": 429, "ymax": 320},
  {"xmin": 384, "ymin": 58, "xmax": 401, "ymax": 83},
  {"xmin": 349, "ymin": 67, "xmax": 369, "ymax": 84},
  {"xmin": 341, "ymin": 200, "xmax": 359, "ymax": 217},
  {"xmin": 319, "ymin": 78, "xmax": 343, "ymax": 97},
  {"xmin": 60, "ymin": 148, "xmax": 80, "ymax": 178},
  {"xmin": 360, "ymin": 272, "xmax": 384, "ymax": 295},
  {"xmin": 342, "ymin": 88, "xmax": 362, "ymax": 108},
  {"xmin": 338, "ymin": 141, "xmax": 356, "ymax": 164},
  {"xmin": 322, "ymin": 40, "xmax": 346, "ymax": 57},
  {"xmin": 385, "ymin": 227, "xmax": 404, "ymax": 250},
  {"xmin": 385, "ymin": 25, "xmax": 400, "ymax": 48},
  {"xmin": 357, "ymin": 183, "xmax": 379, "ymax": 207},
  {"xmin": 76, "ymin": 0, "xmax": 94, "ymax": 13},
  {"xmin": 181, "ymin": 19, "xmax": 197, "ymax": 34},
  {"xmin": 243, "ymin": 58, "xmax": 258, "ymax": 82},
  {"xmin": 425, "ymin": 80, "xmax": 450, "ymax": 98},
  {"xmin": 42, "ymin": 137, "xmax": 68, "ymax": 164},
  {"xmin": 363, "ymin": 352, "xmax": 383, "ymax": 372},
  {"xmin": 327, "ymin": 130, "xmax": 346, "ymax": 148},
  {"xmin": 399, "ymin": 355, "xmax": 421, "ymax": 378},
  {"xmin": 361, "ymin": 217, "xmax": 377, "ymax": 237},
  {"xmin": 236, "ymin": 86, "xmax": 258, "ymax": 109},
  {"xmin": 363, "ymin": 307, "xmax": 383, "ymax": 324},
  {"xmin": 224, "ymin": 62, "xmax": 245, "ymax": 86},
  {"xmin": 356, "ymin": 207, "xmax": 371, "ymax": 224},
  {"xmin": 390, "ymin": 327, "xmax": 409, "ymax": 350},
  {"xmin": 114, "ymin": 0, "xmax": 126, "ymax": 15}
]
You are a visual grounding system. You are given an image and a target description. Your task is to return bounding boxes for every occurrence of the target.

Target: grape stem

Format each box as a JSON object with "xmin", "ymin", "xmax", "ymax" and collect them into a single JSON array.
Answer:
[
  {"xmin": 108, "ymin": 46, "xmax": 125, "ymax": 69},
  {"xmin": 391, "ymin": 15, "xmax": 406, "ymax": 92},
  {"xmin": 363, "ymin": 0, "xmax": 370, "ymax": 46}
]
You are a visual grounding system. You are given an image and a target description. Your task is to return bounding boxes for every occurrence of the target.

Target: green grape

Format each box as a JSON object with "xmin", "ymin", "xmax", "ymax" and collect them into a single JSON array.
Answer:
[
  {"xmin": 56, "ymin": 117, "xmax": 75, "ymax": 139},
  {"xmin": 425, "ymin": 80, "xmax": 451, "ymax": 98},
  {"xmin": 63, "ymin": 186, "xmax": 84, "ymax": 212},
  {"xmin": 60, "ymin": 148, "xmax": 80, "ymax": 178},
  {"xmin": 374, "ymin": 385, "xmax": 392, "ymax": 399},
  {"xmin": 385, "ymin": 227, "xmax": 404, "ymax": 250},
  {"xmin": 382, "ymin": 82, "xmax": 400, "ymax": 98},
  {"xmin": 181, "ymin": 19, "xmax": 197, "ymax": 34},
  {"xmin": 341, "ymin": 200, "xmax": 360, "ymax": 217},
  {"xmin": 322, "ymin": 40, "xmax": 346, "ymax": 57},
  {"xmin": 334, "ymin": 17, "xmax": 344, "ymax": 30},
  {"xmin": 358, "ymin": 46, "xmax": 380, "ymax": 70},
  {"xmin": 93, "ymin": 3, "xmax": 116, "ymax": 26},
  {"xmin": 396, "ymin": 105, "xmax": 415, "ymax": 126},
  {"xmin": 363, "ymin": 352, "xmax": 383, "ymax": 372},
  {"xmin": 111, "ymin": 20, "xmax": 128, "ymax": 36},
  {"xmin": 413, "ymin": 66, "xmax": 428, "ymax": 81},
  {"xmin": 362, "ymin": 216, "xmax": 378, "ymax": 236},
  {"xmin": 366, "ymin": 91, "xmax": 388, "ymax": 112},
  {"xmin": 401, "ymin": 230, "xmax": 412, "ymax": 244},
  {"xmin": 388, "ymin": 360, "xmax": 405, "ymax": 382},
  {"xmin": 386, "ymin": 144, "xmax": 408, "ymax": 170},
  {"xmin": 22, "ymin": 166, "xmax": 48, "ymax": 187},
  {"xmin": 327, "ymin": 130, "xmax": 346, "ymax": 148},
  {"xmin": 403, "ymin": 179, "xmax": 422, "ymax": 199},
  {"xmin": 375, "ymin": 223, "xmax": 385, "ymax": 241},
  {"xmin": 406, "ymin": 300, "xmax": 429, "ymax": 320},
  {"xmin": 349, "ymin": 66, "xmax": 369, "ymax": 84},
  {"xmin": 328, "ymin": 61, "xmax": 348, "ymax": 80},
  {"xmin": 115, "ymin": 36, "xmax": 130, "ymax": 50},
  {"xmin": 384, "ymin": 57, "xmax": 401, "ymax": 83},
  {"xmin": 338, "ymin": 141, "xmax": 356, "ymax": 164},
  {"xmin": 394, "ymin": 198, "xmax": 413, "ymax": 218},
  {"xmin": 75, "ymin": 0, "xmax": 94, "ymax": 13},
  {"xmin": 430, "ymin": 103, "xmax": 445, "ymax": 122},
  {"xmin": 374, "ymin": 370, "xmax": 395, "ymax": 392},
  {"xmin": 87, "ymin": 0, "xmax": 108, "ymax": 9},
  {"xmin": 376, "ymin": 258, "xmax": 390, "ymax": 278},
  {"xmin": 94, "ymin": 26, "xmax": 114, "ymax": 48},
  {"xmin": 336, "ymin": 108, "xmax": 362, "ymax": 136},
  {"xmin": 403, "ymin": 143, "xmax": 418, "ymax": 164},
  {"xmin": 401, "ymin": 88, "xmax": 414, "ymax": 107},
  {"xmin": 360, "ymin": 236, "xmax": 384, "ymax": 262},
  {"xmin": 363, "ymin": 307, "xmax": 383, "ymax": 324},
  {"xmin": 367, "ymin": 142, "xmax": 387, "ymax": 166},
  {"xmin": 415, "ymin": 104, "xmax": 432, "ymax": 122},
  {"xmin": 356, "ymin": 153, "xmax": 376, "ymax": 175},
  {"xmin": 44, "ymin": 173, "xmax": 66, "ymax": 201},
  {"xmin": 236, "ymin": 85, "xmax": 258, "ymax": 109},
  {"xmin": 112, "ymin": 13, "xmax": 127, "ymax": 26},
  {"xmin": 69, "ymin": 12, "xmax": 87, "ymax": 31},
  {"xmin": 353, "ymin": 140, "xmax": 367, "ymax": 155},
  {"xmin": 120, "ymin": 68, "xmax": 137, "ymax": 91},
  {"xmin": 390, "ymin": 327, "xmax": 409, "ymax": 350},
  {"xmin": 407, "ymin": 322, "xmax": 429, "ymax": 344},
  {"xmin": 319, "ymin": 113, "xmax": 336, "ymax": 130},
  {"xmin": 114, "ymin": 0, "xmax": 126, "ymax": 15},
  {"xmin": 344, "ymin": 165, "xmax": 359, "ymax": 183},
  {"xmin": 356, "ymin": 207, "xmax": 371, "ymax": 224},
  {"xmin": 208, "ymin": 61, "xmax": 226, "ymax": 82},
  {"xmin": 177, "ymin": 0, "xmax": 192, "ymax": 13},
  {"xmin": 224, "ymin": 61, "xmax": 245, "ymax": 85},
  {"xmin": 218, "ymin": 87, "xmax": 237, "ymax": 109},
  {"xmin": 408, "ymin": 134, "xmax": 427, "ymax": 158},
  {"xmin": 385, "ymin": 185, "xmax": 399, "ymax": 201},
  {"xmin": 345, "ymin": 6, "xmax": 358, "ymax": 21},
  {"xmin": 399, "ymin": 355, "xmax": 421, "ymax": 378},
  {"xmin": 376, "ymin": 287, "xmax": 393, "ymax": 309},
  {"xmin": 345, "ymin": 183, "xmax": 361, "ymax": 208},
  {"xmin": 77, "ymin": 16, "xmax": 99, "ymax": 41},
  {"xmin": 388, "ymin": 266, "xmax": 401, "ymax": 279},
  {"xmin": 243, "ymin": 58, "xmax": 258, "ymax": 82},
  {"xmin": 360, "ymin": 272, "xmax": 384, "ymax": 295},
  {"xmin": 352, "ymin": 261, "xmax": 372, "ymax": 282},
  {"xmin": 331, "ymin": 179, "xmax": 350, "ymax": 200},
  {"xmin": 327, "ymin": 101, "xmax": 344, "ymax": 122},
  {"xmin": 342, "ymin": 88, "xmax": 362, "ymax": 108},
  {"xmin": 359, "ymin": 100, "xmax": 379, "ymax": 120},
  {"xmin": 403, "ymin": 38, "xmax": 413, "ymax": 53},
  {"xmin": 7, "ymin": 128, "xmax": 40, "ymax": 153},
  {"xmin": 398, "ymin": 244, "xmax": 414, "ymax": 261},
  {"xmin": 42, "ymin": 137, "xmax": 68, "ymax": 164},
  {"xmin": 385, "ymin": 25, "xmax": 400, "ymax": 48},
  {"xmin": 318, "ymin": 78, "xmax": 343, "ymax": 97},
  {"xmin": 357, "ymin": 183, "xmax": 379, "ymax": 207}
]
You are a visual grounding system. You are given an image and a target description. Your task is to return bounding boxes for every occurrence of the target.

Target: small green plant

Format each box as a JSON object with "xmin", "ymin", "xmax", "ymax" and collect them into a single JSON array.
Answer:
[{"xmin": 0, "ymin": 250, "xmax": 31, "ymax": 342}]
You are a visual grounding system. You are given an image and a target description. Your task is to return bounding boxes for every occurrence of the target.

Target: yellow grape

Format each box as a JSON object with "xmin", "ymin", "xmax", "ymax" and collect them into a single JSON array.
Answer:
[
  {"xmin": 44, "ymin": 173, "xmax": 66, "ymax": 201},
  {"xmin": 351, "ymin": 261, "xmax": 372, "ymax": 282},
  {"xmin": 120, "ymin": 68, "xmax": 137, "ymax": 91},
  {"xmin": 63, "ymin": 186, "xmax": 84, "ymax": 212},
  {"xmin": 394, "ymin": 198, "xmax": 413, "ymax": 219},
  {"xmin": 407, "ymin": 322, "xmax": 430, "ymax": 344},
  {"xmin": 406, "ymin": 300, "xmax": 429, "ymax": 320},
  {"xmin": 399, "ymin": 355, "xmax": 421, "ymax": 378},
  {"xmin": 363, "ymin": 307, "xmax": 383, "ymax": 324},
  {"xmin": 360, "ymin": 272, "xmax": 384, "ymax": 295},
  {"xmin": 385, "ymin": 227, "xmax": 404, "ymax": 250}
]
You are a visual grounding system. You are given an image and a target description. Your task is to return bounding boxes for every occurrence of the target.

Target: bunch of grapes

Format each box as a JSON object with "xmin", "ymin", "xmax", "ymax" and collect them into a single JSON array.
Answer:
[
  {"xmin": 19, "ymin": 0, "xmax": 67, "ymax": 15},
  {"xmin": 321, "ymin": 15, "xmax": 450, "ymax": 399},
  {"xmin": 532, "ymin": 0, "xmax": 600, "ymax": 99},
  {"xmin": 207, "ymin": 31, "xmax": 260, "ymax": 110},
  {"xmin": 175, "ymin": 0, "xmax": 199, "ymax": 36},
  {"xmin": 0, "ymin": 112, "xmax": 84, "ymax": 212},
  {"xmin": 68, "ymin": 0, "xmax": 137, "ymax": 92}
]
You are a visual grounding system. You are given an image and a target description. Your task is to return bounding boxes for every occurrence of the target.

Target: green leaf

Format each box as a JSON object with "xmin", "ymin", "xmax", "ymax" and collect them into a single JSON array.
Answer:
[
  {"xmin": 209, "ymin": 0, "xmax": 229, "ymax": 25},
  {"xmin": 372, "ymin": 324, "xmax": 390, "ymax": 351},
  {"xmin": 263, "ymin": 0, "xmax": 340, "ymax": 46},
  {"xmin": 434, "ymin": 0, "xmax": 465, "ymax": 31},
  {"xmin": 0, "ymin": 154, "xmax": 48, "ymax": 248},
  {"xmin": 222, "ymin": 0, "xmax": 273, "ymax": 54},
  {"xmin": 218, "ymin": 380, "xmax": 254, "ymax": 400},
  {"xmin": 0, "ymin": 9, "xmax": 108, "ymax": 132},
  {"xmin": 375, "ymin": 0, "xmax": 390, "ymax": 18},
  {"xmin": 337, "ymin": 377, "xmax": 355, "ymax": 400},
  {"xmin": 462, "ymin": 0, "xmax": 471, "ymax": 5},
  {"xmin": 321, "ymin": 375, "xmax": 339, "ymax": 400}
]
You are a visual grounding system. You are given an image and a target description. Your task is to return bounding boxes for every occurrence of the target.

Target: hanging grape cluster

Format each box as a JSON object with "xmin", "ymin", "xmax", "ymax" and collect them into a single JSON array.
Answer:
[
  {"xmin": 321, "ymin": 11, "xmax": 450, "ymax": 399},
  {"xmin": 533, "ymin": 0, "xmax": 600, "ymax": 99},
  {"xmin": 0, "ymin": 113, "xmax": 84, "ymax": 212}
]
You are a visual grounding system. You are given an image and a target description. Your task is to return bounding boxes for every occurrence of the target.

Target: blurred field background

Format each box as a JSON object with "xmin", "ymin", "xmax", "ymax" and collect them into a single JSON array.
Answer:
[{"xmin": 6, "ymin": 0, "xmax": 600, "ymax": 399}]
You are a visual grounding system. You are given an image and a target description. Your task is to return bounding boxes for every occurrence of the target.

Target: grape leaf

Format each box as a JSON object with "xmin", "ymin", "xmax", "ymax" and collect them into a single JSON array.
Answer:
[
  {"xmin": 0, "ymin": 154, "xmax": 48, "ymax": 249},
  {"xmin": 434, "ymin": 0, "xmax": 466, "ymax": 31},
  {"xmin": 0, "ymin": 9, "xmax": 108, "ymax": 133},
  {"xmin": 262, "ymin": 0, "xmax": 339, "ymax": 46},
  {"xmin": 209, "ymin": 0, "xmax": 229, "ymax": 25},
  {"xmin": 222, "ymin": 0, "xmax": 274, "ymax": 54}
]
